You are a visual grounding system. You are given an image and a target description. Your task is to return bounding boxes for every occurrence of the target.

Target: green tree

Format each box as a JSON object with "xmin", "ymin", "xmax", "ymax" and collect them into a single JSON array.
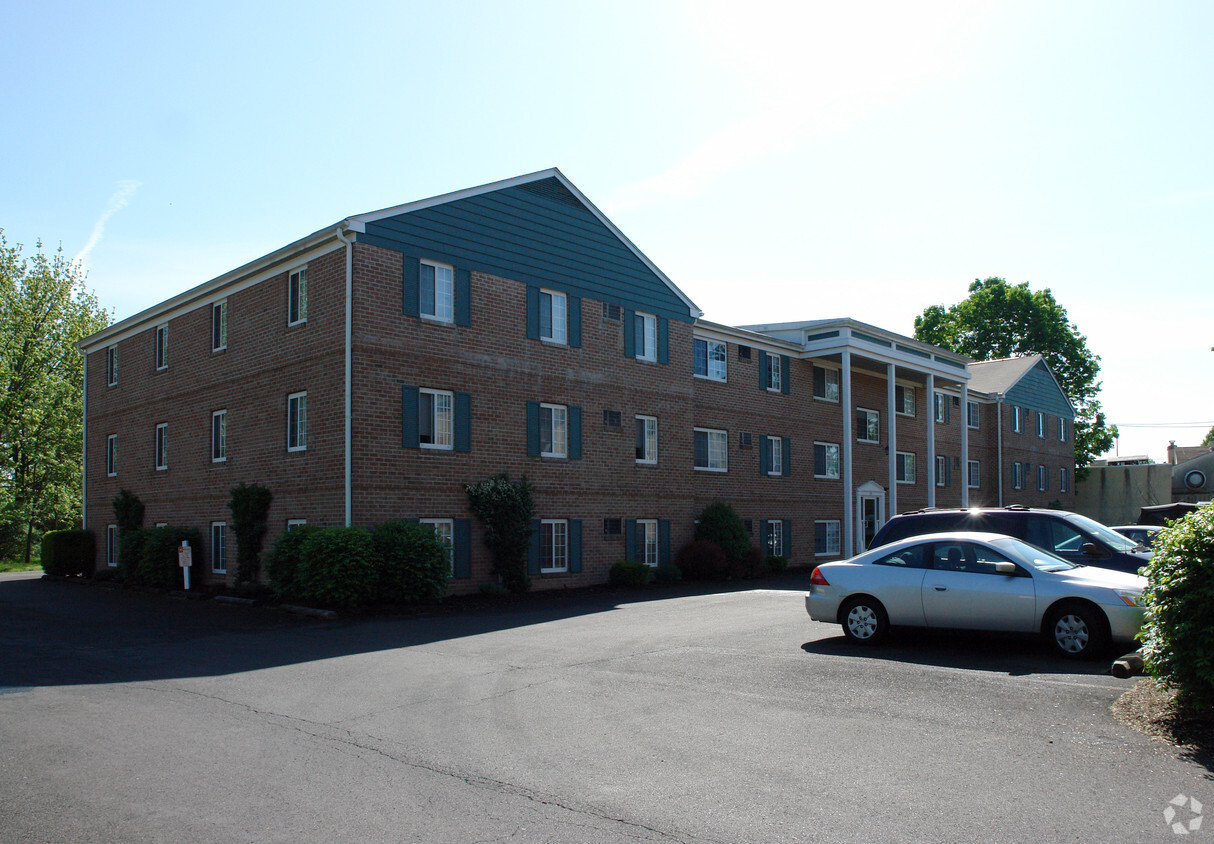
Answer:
[
  {"xmin": 1202, "ymin": 426, "xmax": 1214, "ymax": 448},
  {"xmin": 0, "ymin": 232, "xmax": 110, "ymax": 563},
  {"xmin": 914, "ymin": 277, "xmax": 1115, "ymax": 474}
]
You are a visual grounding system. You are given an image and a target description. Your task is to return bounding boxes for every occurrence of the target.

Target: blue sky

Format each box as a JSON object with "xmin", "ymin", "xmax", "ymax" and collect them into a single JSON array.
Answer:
[{"xmin": 3, "ymin": 0, "xmax": 1211, "ymax": 461}]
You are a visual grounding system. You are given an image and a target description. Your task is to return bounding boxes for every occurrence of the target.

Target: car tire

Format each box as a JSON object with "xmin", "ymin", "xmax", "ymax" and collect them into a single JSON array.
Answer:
[
  {"xmin": 839, "ymin": 597, "xmax": 889, "ymax": 646},
  {"xmin": 1047, "ymin": 603, "xmax": 1108, "ymax": 659}
]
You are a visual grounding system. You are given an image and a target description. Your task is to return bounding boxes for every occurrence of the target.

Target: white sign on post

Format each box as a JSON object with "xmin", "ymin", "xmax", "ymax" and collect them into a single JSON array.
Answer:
[{"xmin": 178, "ymin": 541, "xmax": 192, "ymax": 590}]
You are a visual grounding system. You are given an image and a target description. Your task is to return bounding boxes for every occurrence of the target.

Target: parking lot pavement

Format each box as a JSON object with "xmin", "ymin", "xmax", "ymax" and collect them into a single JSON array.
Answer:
[{"xmin": 1, "ymin": 572, "xmax": 1209, "ymax": 842}]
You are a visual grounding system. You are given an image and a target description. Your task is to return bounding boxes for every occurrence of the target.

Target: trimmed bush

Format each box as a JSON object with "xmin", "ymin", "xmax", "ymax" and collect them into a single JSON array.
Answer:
[
  {"xmin": 654, "ymin": 564, "xmax": 683, "ymax": 585},
  {"xmin": 765, "ymin": 555, "xmax": 789, "ymax": 574},
  {"xmin": 694, "ymin": 502, "xmax": 749, "ymax": 570},
  {"xmin": 117, "ymin": 528, "xmax": 148, "ymax": 583},
  {"xmin": 266, "ymin": 525, "xmax": 316, "ymax": 601},
  {"xmin": 135, "ymin": 527, "xmax": 203, "ymax": 589},
  {"xmin": 609, "ymin": 560, "xmax": 651, "ymax": 587},
  {"xmin": 1140, "ymin": 506, "xmax": 1214, "ymax": 713},
  {"xmin": 370, "ymin": 520, "xmax": 451, "ymax": 603},
  {"xmin": 297, "ymin": 527, "xmax": 377, "ymax": 609},
  {"xmin": 41, "ymin": 530, "xmax": 95, "ymax": 577},
  {"xmin": 228, "ymin": 483, "xmax": 272, "ymax": 584},
  {"xmin": 112, "ymin": 489, "xmax": 145, "ymax": 577},
  {"xmin": 676, "ymin": 539, "xmax": 729, "ymax": 581},
  {"xmin": 466, "ymin": 473, "xmax": 536, "ymax": 593},
  {"xmin": 730, "ymin": 545, "xmax": 766, "ymax": 579}
]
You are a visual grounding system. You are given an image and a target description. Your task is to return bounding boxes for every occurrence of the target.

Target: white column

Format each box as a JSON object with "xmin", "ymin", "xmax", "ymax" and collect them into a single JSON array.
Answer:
[
  {"xmin": 842, "ymin": 350, "xmax": 853, "ymax": 558},
  {"xmin": 926, "ymin": 373, "xmax": 935, "ymax": 509},
  {"xmin": 887, "ymin": 363, "xmax": 897, "ymax": 518},
  {"xmin": 960, "ymin": 383, "xmax": 970, "ymax": 507}
]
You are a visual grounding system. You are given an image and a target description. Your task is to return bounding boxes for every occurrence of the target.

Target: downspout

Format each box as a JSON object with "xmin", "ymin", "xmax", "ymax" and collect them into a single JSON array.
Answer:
[
  {"xmin": 81, "ymin": 353, "xmax": 88, "ymax": 530},
  {"xmin": 336, "ymin": 226, "xmax": 353, "ymax": 527},
  {"xmin": 996, "ymin": 396, "xmax": 1004, "ymax": 507}
]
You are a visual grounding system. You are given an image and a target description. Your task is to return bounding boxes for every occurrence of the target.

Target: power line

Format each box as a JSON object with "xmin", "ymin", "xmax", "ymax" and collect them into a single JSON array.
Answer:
[{"xmin": 1112, "ymin": 422, "xmax": 1214, "ymax": 428}]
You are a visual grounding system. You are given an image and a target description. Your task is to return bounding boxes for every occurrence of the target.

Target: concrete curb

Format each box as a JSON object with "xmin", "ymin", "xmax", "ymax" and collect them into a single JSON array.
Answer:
[
  {"xmin": 280, "ymin": 604, "xmax": 338, "ymax": 620},
  {"xmin": 214, "ymin": 595, "xmax": 258, "ymax": 606}
]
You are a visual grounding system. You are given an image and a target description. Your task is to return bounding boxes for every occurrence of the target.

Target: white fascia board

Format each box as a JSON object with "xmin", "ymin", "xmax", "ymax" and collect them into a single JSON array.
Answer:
[
  {"xmin": 694, "ymin": 319, "xmax": 801, "ymax": 354},
  {"xmin": 803, "ymin": 329, "xmax": 972, "ymax": 384}
]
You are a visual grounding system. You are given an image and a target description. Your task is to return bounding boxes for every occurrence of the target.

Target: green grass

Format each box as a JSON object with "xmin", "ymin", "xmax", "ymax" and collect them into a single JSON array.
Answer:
[{"xmin": 0, "ymin": 558, "xmax": 42, "ymax": 573}]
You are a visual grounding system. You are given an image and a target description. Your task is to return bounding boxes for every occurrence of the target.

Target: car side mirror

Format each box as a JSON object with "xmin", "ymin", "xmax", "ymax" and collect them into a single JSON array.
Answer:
[
  {"xmin": 1081, "ymin": 542, "xmax": 1104, "ymax": 557},
  {"xmin": 994, "ymin": 562, "xmax": 1017, "ymax": 575}
]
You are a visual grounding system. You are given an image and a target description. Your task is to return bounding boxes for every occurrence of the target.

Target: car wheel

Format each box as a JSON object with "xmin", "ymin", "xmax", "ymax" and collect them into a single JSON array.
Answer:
[
  {"xmin": 840, "ymin": 597, "xmax": 889, "ymax": 645},
  {"xmin": 1047, "ymin": 603, "xmax": 1107, "ymax": 659}
]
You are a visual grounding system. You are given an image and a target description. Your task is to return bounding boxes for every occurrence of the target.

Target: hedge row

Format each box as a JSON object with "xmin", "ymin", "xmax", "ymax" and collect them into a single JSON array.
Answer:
[{"xmin": 41, "ymin": 530, "xmax": 95, "ymax": 577}]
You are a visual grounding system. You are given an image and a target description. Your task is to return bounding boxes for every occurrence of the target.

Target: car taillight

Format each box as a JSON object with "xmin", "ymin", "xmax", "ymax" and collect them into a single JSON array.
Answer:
[{"xmin": 810, "ymin": 567, "xmax": 830, "ymax": 586}]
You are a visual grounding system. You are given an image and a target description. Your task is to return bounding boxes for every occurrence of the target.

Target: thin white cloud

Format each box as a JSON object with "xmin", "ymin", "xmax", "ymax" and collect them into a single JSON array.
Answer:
[{"xmin": 76, "ymin": 180, "xmax": 141, "ymax": 264}]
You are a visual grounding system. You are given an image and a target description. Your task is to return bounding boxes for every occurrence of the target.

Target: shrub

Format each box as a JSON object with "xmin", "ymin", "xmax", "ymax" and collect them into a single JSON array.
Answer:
[
  {"xmin": 676, "ymin": 539, "xmax": 729, "ymax": 581},
  {"xmin": 1140, "ymin": 506, "xmax": 1214, "ymax": 713},
  {"xmin": 40, "ymin": 530, "xmax": 95, "ymax": 577},
  {"xmin": 694, "ymin": 502, "xmax": 750, "ymax": 569},
  {"xmin": 765, "ymin": 555, "xmax": 789, "ymax": 574},
  {"xmin": 609, "ymin": 560, "xmax": 651, "ymax": 587},
  {"xmin": 297, "ymin": 527, "xmax": 378, "ymax": 609},
  {"xmin": 117, "ymin": 528, "xmax": 148, "ymax": 583},
  {"xmin": 266, "ymin": 525, "xmax": 316, "ymax": 601},
  {"xmin": 370, "ymin": 520, "xmax": 451, "ymax": 603},
  {"xmin": 654, "ymin": 564, "xmax": 682, "ymax": 585},
  {"xmin": 228, "ymin": 483, "xmax": 272, "ymax": 584},
  {"xmin": 730, "ymin": 545, "xmax": 766, "ymax": 579},
  {"xmin": 136, "ymin": 527, "xmax": 203, "ymax": 589},
  {"xmin": 478, "ymin": 582, "xmax": 508, "ymax": 596},
  {"xmin": 466, "ymin": 474, "xmax": 536, "ymax": 593},
  {"xmin": 112, "ymin": 489, "xmax": 145, "ymax": 576}
]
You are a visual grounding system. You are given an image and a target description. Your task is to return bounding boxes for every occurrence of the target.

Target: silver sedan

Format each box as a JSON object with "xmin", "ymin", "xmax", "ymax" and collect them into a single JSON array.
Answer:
[{"xmin": 805, "ymin": 531, "xmax": 1146, "ymax": 658}]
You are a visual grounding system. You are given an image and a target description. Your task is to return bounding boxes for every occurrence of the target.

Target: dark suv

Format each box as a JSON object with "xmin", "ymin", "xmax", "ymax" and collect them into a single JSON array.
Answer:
[{"xmin": 869, "ymin": 506, "xmax": 1152, "ymax": 575}]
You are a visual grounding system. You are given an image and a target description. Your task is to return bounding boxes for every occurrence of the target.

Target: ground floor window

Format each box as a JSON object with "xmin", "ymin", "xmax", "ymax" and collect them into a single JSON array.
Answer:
[
  {"xmin": 211, "ymin": 522, "xmax": 227, "ymax": 574},
  {"xmin": 637, "ymin": 519, "xmax": 659, "ymax": 566},
  {"xmin": 107, "ymin": 525, "xmax": 118, "ymax": 567},
  {"xmin": 764, "ymin": 520, "xmax": 784, "ymax": 557},
  {"xmin": 540, "ymin": 519, "xmax": 568, "ymax": 573},
  {"xmin": 421, "ymin": 518, "xmax": 455, "ymax": 573},
  {"xmin": 815, "ymin": 520, "xmax": 841, "ymax": 556}
]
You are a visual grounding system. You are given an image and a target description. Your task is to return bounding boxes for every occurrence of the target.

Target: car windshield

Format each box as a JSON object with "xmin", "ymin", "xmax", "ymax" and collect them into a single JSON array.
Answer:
[
  {"xmin": 989, "ymin": 536, "xmax": 1077, "ymax": 572},
  {"xmin": 1064, "ymin": 513, "xmax": 1141, "ymax": 552}
]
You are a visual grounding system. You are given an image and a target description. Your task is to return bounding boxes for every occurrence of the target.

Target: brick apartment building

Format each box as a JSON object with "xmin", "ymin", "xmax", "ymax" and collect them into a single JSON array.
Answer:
[{"xmin": 77, "ymin": 169, "xmax": 1076, "ymax": 591}]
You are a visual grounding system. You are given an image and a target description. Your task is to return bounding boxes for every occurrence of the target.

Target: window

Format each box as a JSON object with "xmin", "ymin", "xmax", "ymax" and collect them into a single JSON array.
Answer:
[
  {"xmin": 155, "ymin": 324, "xmax": 168, "ymax": 370},
  {"xmin": 1060, "ymin": 467, "xmax": 1070, "ymax": 493},
  {"xmin": 211, "ymin": 410, "xmax": 227, "ymax": 462},
  {"xmin": 967, "ymin": 401, "xmax": 979, "ymax": 429},
  {"xmin": 693, "ymin": 338, "xmax": 727, "ymax": 381},
  {"xmin": 1037, "ymin": 464, "xmax": 1048, "ymax": 491},
  {"xmin": 933, "ymin": 392, "xmax": 948, "ymax": 423},
  {"xmin": 106, "ymin": 434, "xmax": 117, "ymax": 476},
  {"xmin": 602, "ymin": 409, "xmax": 622, "ymax": 429},
  {"xmin": 1037, "ymin": 412, "xmax": 1047, "ymax": 438},
  {"xmin": 737, "ymin": 344, "xmax": 751, "ymax": 360},
  {"xmin": 528, "ymin": 402, "xmax": 580, "ymax": 459},
  {"xmin": 896, "ymin": 384, "xmax": 915, "ymax": 416},
  {"xmin": 540, "ymin": 404, "xmax": 568, "ymax": 458},
  {"xmin": 286, "ymin": 519, "xmax": 307, "ymax": 531},
  {"xmin": 935, "ymin": 455, "xmax": 947, "ymax": 487},
  {"xmin": 635, "ymin": 312, "xmax": 657, "ymax": 361},
  {"xmin": 766, "ymin": 354, "xmax": 782, "ymax": 392},
  {"xmin": 813, "ymin": 366, "xmax": 839, "ymax": 402},
  {"xmin": 739, "ymin": 431, "xmax": 753, "ymax": 449},
  {"xmin": 540, "ymin": 519, "xmax": 568, "ymax": 573},
  {"xmin": 419, "ymin": 389, "xmax": 454, "ymax": 450},
  {"xmin": 602, "ymin": 303, "xmax": 621, "ymax": 322},
  {"xmin": 603, "ymin": 518, "xmax": 622, "ymax": 537},
  {"xmin": 288, "ymin": 267, "xmax": 307, "ymax": 325},
  {"xmin": 420, "ymin": 260, "xmax": 454, "ymax": 323},
  {"xmin": 212, "ymin": 300, "xmax": 228, "ymax": 351},
  {"xmin": 635, "ymin": 415, "xmax": 657, "ymax": 464},
  {"xmin": 539, "ymin": 289, "xmax": 566, "ymax": 344},
  {"xmin": 105, "ymin": 525, "xmax": 118, "ymax": 567},
  {"xmin": 856, "ymin": 409, "xmax": 879, "ymax": 443},
  {"xmin": 896, "ymin": 452, "xmax": 916, "ymax": 484},
  {"xmin": 1059, "ymin": 418, "xmax": 1068, "ymax": 442},
  {"xmin": 1012, "ymin": 406, "xmax": 1024, "ymax": 433},
  {"xmin": 287, "ymin": 392, "xmax": 307, "ymax": 451},
  {"xmin": 1012, "ymin": 461, "xmax": 1023, "ymax": 490},
  {"xmin": 638, "ymin": 519, "xmax": 659, "ymax": 566},
  {"xmin": 766, "ymin": 436, "xmax": 783, "ymax": 476},
  {"xmin": 211, "ymin": 522, "xmax": 227, "ymax": 574},
  {"xmin": 106, "ymin": 346, "xmax": 117, "ymax": 386},
  {"xmin": 968, "ymin": 460, "xmax": 980, "ymax": 489},
  {"xmin": 814, "ymin": 442, "xmax": 840, "ymax": 479},
  {"xmin": 693, "ymin": 428, "xmax": 728, "ymax": 472},
  {"xmin": 155, "ymin": 423, "xmax": 167, "ymax": 471},
  {"xmin": 764, "ymin": 520, "xmax": 784, "ymax": 557},
  {"xmin": 815, "ymin": 520, "xmax": 841, "ymax": 556},
  {"xmin": 421, "ymin": 518, "xmax": 455, "ymax": 573}
]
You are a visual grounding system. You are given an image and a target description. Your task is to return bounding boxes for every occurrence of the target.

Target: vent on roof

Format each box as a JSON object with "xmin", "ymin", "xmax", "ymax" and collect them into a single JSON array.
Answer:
[
  {"xmin": 603, "ymin": 303, "xmax": 622, "ymax": 322},
  {"xmin": 517, "ymin": 177, "xmax": 583, "ymax": 209},
  {"xmin": 738, "ymin": 345, "xmax": 752, "ymax": 360}
]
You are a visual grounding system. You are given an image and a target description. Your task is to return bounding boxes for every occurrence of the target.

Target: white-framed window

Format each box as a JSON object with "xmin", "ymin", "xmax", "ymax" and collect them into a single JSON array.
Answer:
[
  {"xmin": 421, "ymin": 260, "xmax": 454, "ymax": 323},
  {"xmin": 635, "ymin": 312, "xmax": 657, "ymax": 361},
  {"xmin": 155, "ymin": 423, "xmax": 168, "ymax": 471},
  {"xmin": 814, "ymin": 442, "xmax": 840, "ymax": 479},
  {"xmin": 635, "ymin": 415, "xmax": 657, "ymax": 465},
  {"xmin": 539, "ymin": 289, "xmax": 566, "ymax": 344},
  {"xmin": 1059, "ymin": 418, "xmax": 1068, "ymax": 443},
  {"xmin": 287, "ymin": 391, "xmax": 307, "ymax": 452},
  {"xmin": 896, "ymin": 384, "xmax": 915, "ymax": 416},
  {"xmin": 1060, "ymin": 467, "xmax": 1070, "ymax": 493},
  {"xmin": 1037, "ymin": 412, "xmax": 1047, "ymax": 438},
  {"xmin": 814, "ymin": 366, "xmax": 839, "ymax": 402},
  {"xmin": 212, "ymin": 410, "xmax": 227, "ymax": 462},
  {"xmin": 212, "ymin": 300, "xmax": 228, "ymax": 351},
  {"xmin": 155, "ymin": 324, "xmax": 168, "ymax": 370},
  {"xmin": 106, "ymin": 525, "xmax": 118, "ymax": 567},
  {"xmin": 764, "ymin": 520, "xmax": 784, "ymax": 557},
  {"xmin": 288, "ymin": 267, "xmax": 308, "ymax": 326},
  {"xmin": 815, "ymin": 520, "xmax": 841, "ymax": 556},
  {"xmin": 540, "ymin": 519, "xmax": 568, "ymax": 573},
  {"xmin": 967, "ymin": 401, "xmax": 979, "ymax": 429},
  {"xmin": 419, "ymin": 389, "xmax": 454, "ymax": 450},
  {"xmin": 856, "ymin": 409, "xmax": 879, "ymax": 443},
  {"xmin": 1012, "ymin": 406, "xmax": 1023, "ymax": 433},
  {"xmin": 106, "ymin": 434, "xmax": 117, "ymax": 476},
  {"xmin": 768, "ymin": 436, "xmax": 783, "ymax": 476},
  {"xmin": 421, "ymin": 518, "xmax": 455, "ymax": 573},
  {"xmin": 693, "ymin": 338, "xmax": 727, "ymax": 381},
  {"xmin": 1037, "ymin": 464, "xmax": 1048, "ymax": 491},
  {"xmin": 539, "ymin": 403, "xmax": 568, "ymax": 458},
  {"xmin": 968, "ymin": 460, "xmax": 980, "ymax": 489},
  {"xmin": 766, "ymin": 354, "xmax": 782, "ymax": 392},
  {"xmin": 106, "ymin": 345, "xmax": 117, "ymax": 386},
  {"xmin": 935, "ymin": 455, "xmax": 947, "ymax": 487},
  {"xmin": 896, "ymin": 452, "xmax": 916, "ymax": 484},
  {"xmin": 1012, "ymin": 461, "xmax": 1024, "ymax": 490},
  {"xmin": 211, "ymin": 522, "xmax": 227, "ymax": 574},
  {"xmin": 286, "ymin": 519, "xmax": 307, "ymax": 531},
  {"xmin": 638, "ymin": 519, "xmax": 659, "ymax": 566},
  {"xmin": 693, "ymin": 428, "xmax": 728, "ymax": 472},
  {"xmin": 933, "ymin": 392, "xmax": 947, "ymax": 423}
]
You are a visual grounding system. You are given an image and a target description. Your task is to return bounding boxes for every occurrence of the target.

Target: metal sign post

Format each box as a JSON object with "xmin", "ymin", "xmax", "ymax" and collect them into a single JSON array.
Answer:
[{"xmin": 178, "ymin": 541, "xmax": 193, "ymax": 590}]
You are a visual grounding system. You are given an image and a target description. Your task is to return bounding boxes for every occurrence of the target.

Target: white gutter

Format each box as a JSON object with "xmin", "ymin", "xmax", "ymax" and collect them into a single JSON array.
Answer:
[{"xmin": 336, "ymin": 226, "xmax": 354, "ymax": 527}]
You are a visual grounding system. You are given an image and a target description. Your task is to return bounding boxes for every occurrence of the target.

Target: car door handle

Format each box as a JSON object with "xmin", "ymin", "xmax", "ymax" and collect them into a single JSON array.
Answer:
[{"xmin": 933, "ymin": 586, "xmax": 948, "ymax": 592}]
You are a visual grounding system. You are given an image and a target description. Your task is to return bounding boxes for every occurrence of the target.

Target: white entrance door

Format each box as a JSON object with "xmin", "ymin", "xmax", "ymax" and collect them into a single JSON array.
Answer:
[{"xmin": 856, "ymin": 483, "xmax": 885, "ymax": 552}]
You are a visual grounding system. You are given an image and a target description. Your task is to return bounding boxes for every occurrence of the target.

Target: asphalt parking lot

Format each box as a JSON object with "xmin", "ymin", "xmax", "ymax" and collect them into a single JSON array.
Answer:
[{"xmin": 1, "ymin": 570, "xmax": 1209, "ymax": 842}]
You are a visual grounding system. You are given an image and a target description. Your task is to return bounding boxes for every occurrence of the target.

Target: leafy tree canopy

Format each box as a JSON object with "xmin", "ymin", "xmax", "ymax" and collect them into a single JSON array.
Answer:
[
  {"xmin": 914, "ymin": 277, "xmax": 1115, "ymax": 472},
  {"xmin": 1203, "ymin": 426, "xmax": 1214, "ymax": 448}
]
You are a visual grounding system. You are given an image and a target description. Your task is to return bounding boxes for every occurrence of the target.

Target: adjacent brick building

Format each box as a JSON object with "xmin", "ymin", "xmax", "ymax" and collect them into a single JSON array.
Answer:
[{"xmin": 78, "ymin": 169, "xmax": 1076, "ymax": 591}]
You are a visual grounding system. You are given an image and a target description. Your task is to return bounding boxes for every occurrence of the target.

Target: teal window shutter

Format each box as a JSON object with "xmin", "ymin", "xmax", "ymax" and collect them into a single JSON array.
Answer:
[
  {"xmin": 568, "ymin": 520, "xmax": 582, "ymax": 573},
  {"xmin": 455, "ymin": 268, "xmax": 471, "ymax": 327},
  {"xmin": 402, "ymin": 257, "xmax": 419, "ymax": 317},
  {"xmin": 659, "ymin": 519, "xmax": 671, "ymax": 566},
  {"xmin": 759, "ymin": 350, "xmax": 769, "ymax": 390},
  {"xmin": 759, "ymin": 520, "xmax": 769, "ymax": 552},
  {"xmin": 625, "ymin": 519, "xmax": 637, "ymax": 562},
  {"xmin": 569, "ymin": 405, "xmax": 583, "ymax": 459},
  {"xmin": 658, "ymin": 317, "xmax": 669, "ymax": 364},
  {"xmin": 568, "ymin": 295, "xmax": 582, "ymax": 348},
  {"xmin": 783, "ymin": 520, "xmax": 792, "ymax": 557},
  {"xmin": 453, "ymin": 519, "xmax": 471, "ymax": 579},
  {"xmin": 455, "ymin": 392, "xmax": 471, "ymax": 452},
  {"xmin": 623, "ymin": 309, "xmax": 635, "ymax": 357},
  {"xmin": 526, "ymin": 286, "xmax": 540, "ymax": 340},
  {"xmin": 526, "ymin": 401, "xmax": 540, "ymax": 456},
  {"xmin": 401, "ymin": 385, "xmax": 419, "ymax": 448},
  {"xmin": 782, "ymin": 437, "xmax": 791, "ymax": 476},
  {"xmin": 781, "ymin": 355, "xmax": 791, "ymax": 394},
  {"xmin": 527, "ymin": 519, "xmax": 541, "ymax": 574},
  {"xmin": 760, "ymin": 435, "xmax": 770, "ymax": 475}
]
